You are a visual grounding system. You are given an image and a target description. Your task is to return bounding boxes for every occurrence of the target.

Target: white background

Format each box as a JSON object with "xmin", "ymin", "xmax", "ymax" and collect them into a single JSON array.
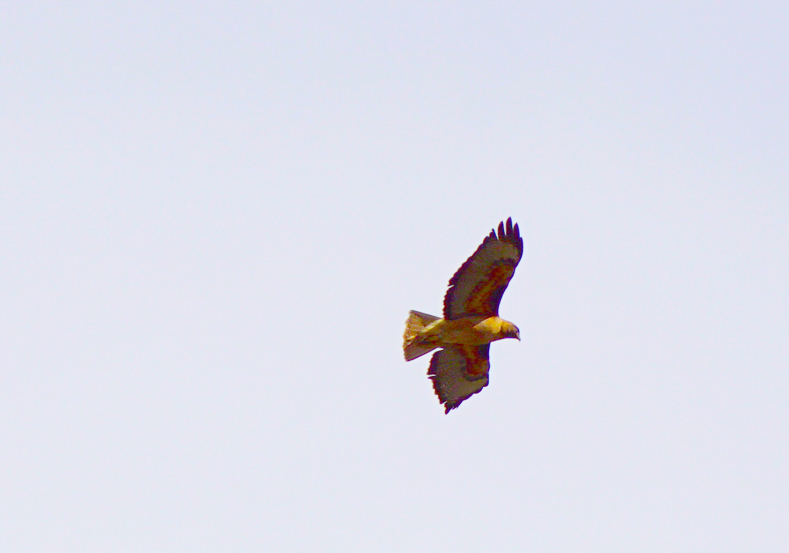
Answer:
[{"xmin": 2, "ymin": 2, "xmax": 787, "ymax": 551}]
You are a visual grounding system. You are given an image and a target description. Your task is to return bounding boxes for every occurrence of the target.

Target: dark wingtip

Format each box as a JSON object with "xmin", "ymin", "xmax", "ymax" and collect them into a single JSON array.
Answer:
[
  {"xmin": 500, "ymin": 217, "xmax": 523, "ymax": 252},
  {"xmin": 496, "ymin": 217, "xmax": 518, "ymax": 241}
]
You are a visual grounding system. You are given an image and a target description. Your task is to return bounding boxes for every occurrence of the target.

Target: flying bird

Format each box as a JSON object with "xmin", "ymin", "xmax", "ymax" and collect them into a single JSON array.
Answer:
[{"xmin": 403, "ymin": 218, "xmax": 523, "ymax": 413}]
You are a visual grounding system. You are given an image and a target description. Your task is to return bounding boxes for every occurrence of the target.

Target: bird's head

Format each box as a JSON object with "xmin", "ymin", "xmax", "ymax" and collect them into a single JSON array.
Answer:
[{"xmin": 502, "ymin": 321, "xmax": 521, "ymax": 341}]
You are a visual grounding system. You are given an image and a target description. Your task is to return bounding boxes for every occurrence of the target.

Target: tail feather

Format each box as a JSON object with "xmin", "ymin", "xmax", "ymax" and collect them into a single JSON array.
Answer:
[{"xmin": 403, "ymin": 310, "xmax": 441, "ymax": 361}]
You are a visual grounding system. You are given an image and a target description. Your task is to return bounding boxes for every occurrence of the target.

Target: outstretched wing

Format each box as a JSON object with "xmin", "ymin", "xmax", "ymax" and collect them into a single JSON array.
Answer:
[
  {"xmin": 443, "ymin": 218, "xmax": 523, "ymax": 319},
  {"xmin": 428, "ymin": 345, "xmax": 491, "ymax": 413}
]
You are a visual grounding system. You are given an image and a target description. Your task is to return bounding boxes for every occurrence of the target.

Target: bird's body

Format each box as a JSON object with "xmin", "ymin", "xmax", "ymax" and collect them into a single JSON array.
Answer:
[
  {"xmin": 403, "ymin": 218, "xmax": 523, "ymax": 413},
  {"xmin": 405, "ymin": 314, "xmax": 519, "ymax": 353}
]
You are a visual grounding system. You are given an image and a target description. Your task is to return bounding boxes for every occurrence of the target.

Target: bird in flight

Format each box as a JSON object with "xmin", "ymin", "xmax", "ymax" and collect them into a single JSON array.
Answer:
[{"xmin": 403, "ymin": 218, "xmax": 523, "ymax": 413}]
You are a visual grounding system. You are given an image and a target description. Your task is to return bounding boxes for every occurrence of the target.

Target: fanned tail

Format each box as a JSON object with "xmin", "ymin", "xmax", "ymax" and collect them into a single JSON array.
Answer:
[{"xmin": 403, "ymin": 310, "xmax": 441, "ymax": 361}]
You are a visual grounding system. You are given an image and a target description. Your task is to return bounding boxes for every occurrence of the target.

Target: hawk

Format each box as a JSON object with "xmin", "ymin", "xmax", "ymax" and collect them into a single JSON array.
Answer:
[{"xmin": 403, "ymin": 218, "xmax": 523, "ymax": 413}]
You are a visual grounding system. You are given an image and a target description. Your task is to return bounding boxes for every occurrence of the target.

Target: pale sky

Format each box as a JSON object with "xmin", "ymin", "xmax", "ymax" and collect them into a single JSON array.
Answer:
[{"xmin": 2, "ymin": 2, "xmax": 788, "ymax": 552}]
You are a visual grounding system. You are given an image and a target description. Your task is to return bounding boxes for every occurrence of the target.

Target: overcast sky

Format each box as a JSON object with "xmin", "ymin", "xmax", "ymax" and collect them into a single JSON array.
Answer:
[{"xmin": 2, "ymin": 2, "xmax": 788, "ymax": 552}]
